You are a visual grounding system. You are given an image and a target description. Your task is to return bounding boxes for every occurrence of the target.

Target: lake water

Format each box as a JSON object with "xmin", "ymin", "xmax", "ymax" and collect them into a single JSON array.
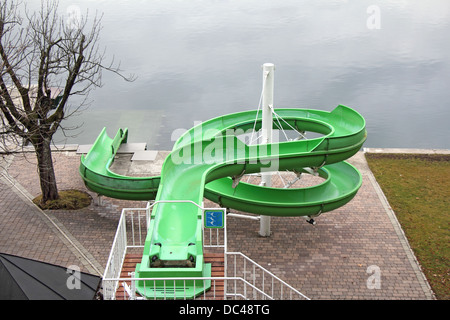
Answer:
[{"xmin": 48, "ymin": 0, "xmax": 449, "ymax": 150}]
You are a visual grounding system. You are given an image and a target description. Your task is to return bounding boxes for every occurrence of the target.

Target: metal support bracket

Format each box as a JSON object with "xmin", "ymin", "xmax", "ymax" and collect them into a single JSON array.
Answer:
[{"xmin": 232, "ymin": 168, "xmax": 246, "ymax": 188}]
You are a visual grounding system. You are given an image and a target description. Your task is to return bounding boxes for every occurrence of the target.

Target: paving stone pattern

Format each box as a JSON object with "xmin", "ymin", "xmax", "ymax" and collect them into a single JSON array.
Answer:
[{"xmin": 0, "ymin": 150, "xmax": 434, "ymax": 299}]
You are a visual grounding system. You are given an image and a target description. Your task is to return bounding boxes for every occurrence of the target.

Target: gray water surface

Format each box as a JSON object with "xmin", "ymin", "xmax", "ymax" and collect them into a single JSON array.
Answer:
[{"xmin": 47, "ymin": 0, "xmax": 450, "ymax": 150}]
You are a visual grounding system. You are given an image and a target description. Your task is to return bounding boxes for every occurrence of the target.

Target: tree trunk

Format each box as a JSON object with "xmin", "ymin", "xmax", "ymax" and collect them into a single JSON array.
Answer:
[{"xmin": 34, "ymin": 137, "xmax": 59, "ymax": 203}]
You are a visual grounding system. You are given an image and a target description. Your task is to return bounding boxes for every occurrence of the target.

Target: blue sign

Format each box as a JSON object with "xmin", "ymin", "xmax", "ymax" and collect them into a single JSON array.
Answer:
[{"xmin": 204, "ymin": 209, "xmax": 225, "ymax": 228}]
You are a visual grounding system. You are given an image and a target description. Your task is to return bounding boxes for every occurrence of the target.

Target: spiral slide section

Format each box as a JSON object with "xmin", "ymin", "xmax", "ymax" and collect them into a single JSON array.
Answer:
[{"xmin": 79, "ymin": 104, "xmax": 366, "ymax": 298}]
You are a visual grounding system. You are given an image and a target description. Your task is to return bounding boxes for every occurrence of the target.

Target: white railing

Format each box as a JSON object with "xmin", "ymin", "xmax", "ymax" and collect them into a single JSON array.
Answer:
[
  {"xmin": 102, "ymin": 205, "xmax": 149, "ymax": 299},
  {"xmin": 225, "ymin": 252, "xmax": 309, "ymax": 300},
  {"xmin": 102, "ymin": 201, "xmax": 309, "ymax": 300},
  {"xmin": 108, "ymin": 276, "xmax": 283, "ymax": 300}
]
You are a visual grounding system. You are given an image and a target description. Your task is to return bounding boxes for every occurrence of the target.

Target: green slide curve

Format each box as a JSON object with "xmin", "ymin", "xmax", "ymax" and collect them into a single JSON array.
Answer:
[{"xmin": 79, "ymin": 104, "xmax": 366, "ymax": 298}]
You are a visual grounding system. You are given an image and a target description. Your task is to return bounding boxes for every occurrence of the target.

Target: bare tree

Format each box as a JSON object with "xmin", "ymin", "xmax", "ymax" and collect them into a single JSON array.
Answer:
[{"xmin": 0, "ymin": 0, "xmax": 134, "ymax": 204}]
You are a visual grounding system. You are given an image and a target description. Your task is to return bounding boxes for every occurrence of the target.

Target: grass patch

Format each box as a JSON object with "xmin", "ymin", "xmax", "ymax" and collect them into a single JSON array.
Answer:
[
  {"xmin": 365, "ymin": 153, "xmax": 449, "ymax": 300},
  {"xmin": 33, "ymin": 189, "xmax": 92, "ymax": 210}
]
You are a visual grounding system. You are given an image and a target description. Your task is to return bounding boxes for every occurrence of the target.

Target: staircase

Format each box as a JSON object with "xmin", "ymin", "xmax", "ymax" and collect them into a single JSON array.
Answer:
[
  {"xmin": 102, "ymin": 204, "xmax": 309, "ymax": 300},
  {"xmin": 115, "ymin": 252, "xmax": 225, "ymax": 300}
]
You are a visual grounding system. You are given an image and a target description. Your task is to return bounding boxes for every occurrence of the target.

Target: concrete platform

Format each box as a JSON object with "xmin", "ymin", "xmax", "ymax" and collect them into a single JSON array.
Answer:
[
  {"xmin": 0, "ymin": 148, "xmax": 436, "ymax": 299},
  {"xmin": 131, "ymin": 150, "xmax": 158, "ymax": 161},
  {"xmin": 76, "ymin": 142, "xmax": 147, "ymax": 154}
]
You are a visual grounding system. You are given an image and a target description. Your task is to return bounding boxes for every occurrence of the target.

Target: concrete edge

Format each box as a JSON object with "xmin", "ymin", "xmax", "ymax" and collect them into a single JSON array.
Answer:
[
  {"xmin": 7, "ymin": 146, "xmax": 449, "ymax": 155},
  {"xmin": 1, "ymin": 144, "xmax": 80, "ymax": 153},
  {"xmin": 364, "ymin": 147, "xmax": 450, "ymax": 154},
  {"xmin": 361, "ymin": 151, "xmax": 436, "ymax": 300},
  {"xmin": 0, "ymin": 156, "xmax": 104, "ymax": 276}
]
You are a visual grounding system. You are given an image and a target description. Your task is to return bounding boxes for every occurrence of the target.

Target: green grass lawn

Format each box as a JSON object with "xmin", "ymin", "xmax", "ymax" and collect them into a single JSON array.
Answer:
[{"xmin": 365, "ymin": 153, "xmax": 449, "ymax": 300}]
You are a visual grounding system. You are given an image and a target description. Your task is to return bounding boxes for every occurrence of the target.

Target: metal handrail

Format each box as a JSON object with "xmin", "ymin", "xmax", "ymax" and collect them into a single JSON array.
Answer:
[
  {"xmin": 105, "ymin": 276, "xmax": 274, "ymax": 300},
  {"xmin": 103, "ymin": 211, "xmax": 127, "ymax": 279},
  {"xmin": 148, "ymin": 199, "xmax": 204, "ymax": 209},
  {"xmin": 102, "ymin": 202, "xmax": 310, "ymax": 300},
  {"xmin": 226, "ymin": 252, "xmax": 310, "ymax": 300}
]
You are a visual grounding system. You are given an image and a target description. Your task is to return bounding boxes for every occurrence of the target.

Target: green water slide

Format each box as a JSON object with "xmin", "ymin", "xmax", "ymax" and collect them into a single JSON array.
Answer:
[
  {"xmin": 79, "ymin": 128, "xmax": 160, "ymax": 200},
  {"xmin": 79, "ymin": 104, "xmax": 366, "ymax": 298}
]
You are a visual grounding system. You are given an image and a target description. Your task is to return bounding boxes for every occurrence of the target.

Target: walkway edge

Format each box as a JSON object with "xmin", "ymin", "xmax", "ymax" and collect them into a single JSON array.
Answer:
[
  {"xmin": 363, "ymin": 147, "xmax": 450, "ymax": 155},
  {"xmin": 1, "ymin": 155, "xmax": 104, "ymax": 276},
  {"xmin": 363, "ymin": 149, "xmax": 436, "ymax": 300}
]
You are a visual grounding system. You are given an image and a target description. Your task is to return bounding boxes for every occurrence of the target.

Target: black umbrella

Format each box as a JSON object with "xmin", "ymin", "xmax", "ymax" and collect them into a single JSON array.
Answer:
[{"xmin": 0, "ymin": 253, "xmax": 101, "ymax": 300}]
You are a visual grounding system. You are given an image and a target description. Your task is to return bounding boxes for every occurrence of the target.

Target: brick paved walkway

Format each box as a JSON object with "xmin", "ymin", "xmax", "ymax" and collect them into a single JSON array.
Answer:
[{"xmin": 0, "ymin": 149, "xmax": 435, "ymax": 299}]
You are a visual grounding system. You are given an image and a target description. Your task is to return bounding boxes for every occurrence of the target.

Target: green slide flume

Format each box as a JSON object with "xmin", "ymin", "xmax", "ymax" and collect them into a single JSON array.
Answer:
[
  {"xmin": 79, "ymin": 104, "xmax": 366, "ymax": 298},
  {"xmin": 79, "ymin": 128, "xmax": 160, "ymax": 200}
]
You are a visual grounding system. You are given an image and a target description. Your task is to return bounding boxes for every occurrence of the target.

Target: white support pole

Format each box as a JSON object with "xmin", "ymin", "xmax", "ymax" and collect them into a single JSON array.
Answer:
[{"xmin": 259, "ymin": 63, "xmax": 274, "ymax": 237}]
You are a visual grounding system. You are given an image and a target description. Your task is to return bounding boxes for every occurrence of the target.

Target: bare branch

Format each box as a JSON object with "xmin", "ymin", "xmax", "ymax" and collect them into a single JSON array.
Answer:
[{"xmin": 1, "ymin": 0, "xmax": 134, "ymax": 202}]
